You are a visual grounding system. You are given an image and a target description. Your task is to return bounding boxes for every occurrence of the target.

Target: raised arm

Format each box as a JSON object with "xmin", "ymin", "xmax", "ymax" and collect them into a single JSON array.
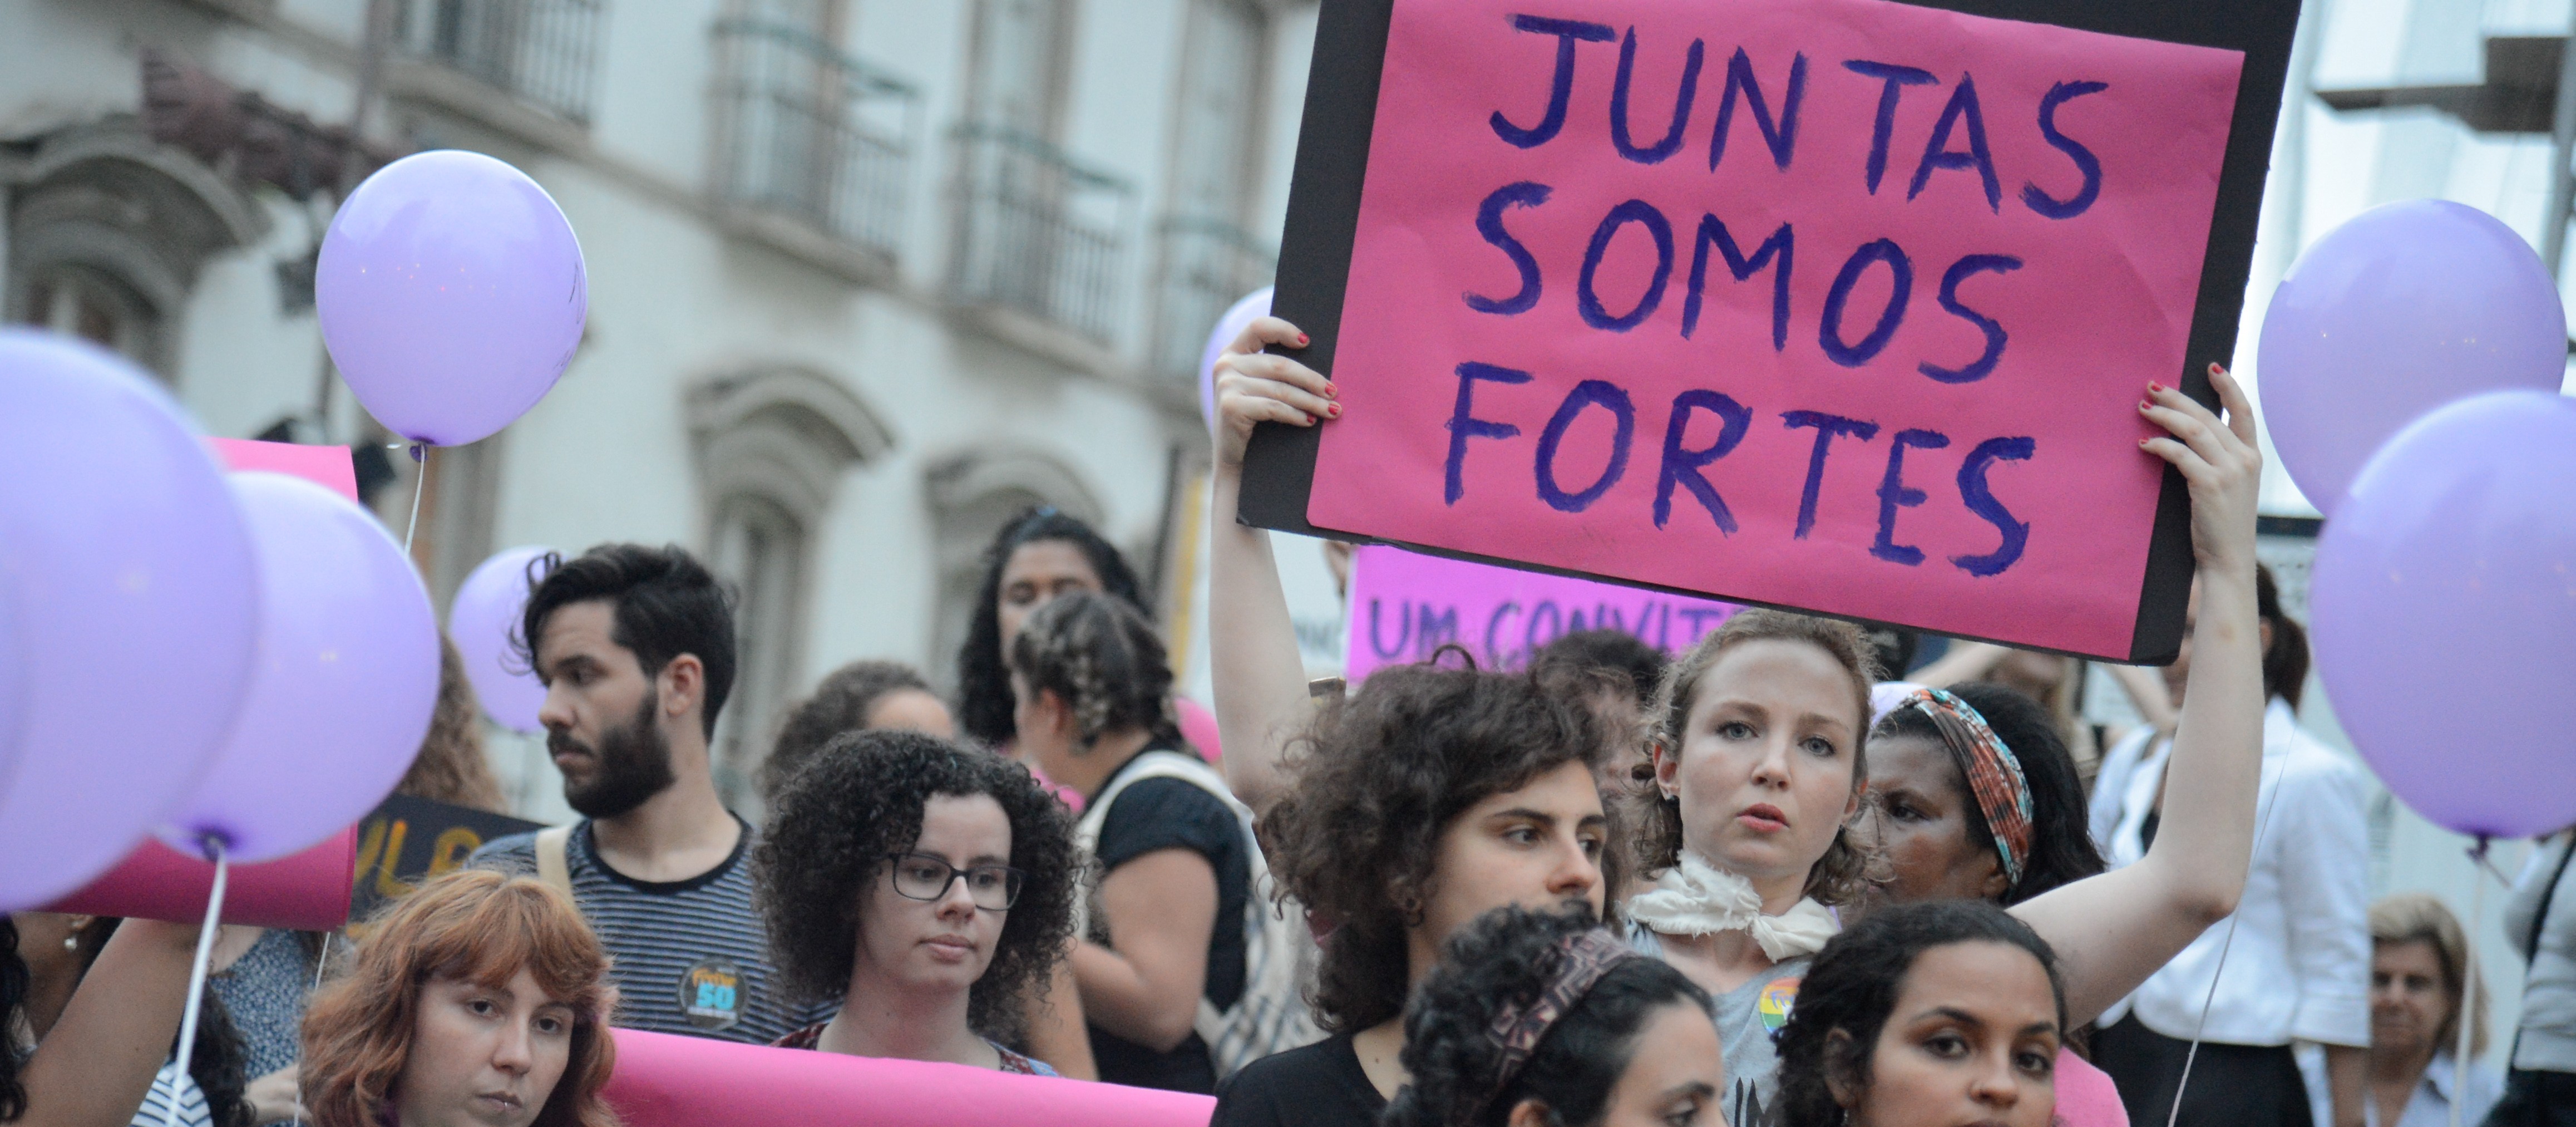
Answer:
[
  {"xmin": 17, "ymin": 918, "xmax": 196, "ymax": 1127},
  {"xmin": 2012, "ymin": 364, "xmax": 2267, "ymax": 1026},
  {"xmin": 1208, "ymin": 317, "xmax": 1340, "ymax": 813}
]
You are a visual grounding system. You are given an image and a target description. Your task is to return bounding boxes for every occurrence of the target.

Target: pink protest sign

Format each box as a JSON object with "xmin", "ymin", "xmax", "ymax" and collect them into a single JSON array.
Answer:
[
  {"xmin": 206, "ymin": 436, "xmax": 361, "ymax": 501},
  {"xmin": 1246, "ymin": 0, "xmax": 2295, "ymax": 663},
  {"xmin": 43, "ymin": 828, "xmax": 356, "ymax": 931},
  {"xmin": 1346, "ymin": 545, "xmax": 1735, "ymax": 682},
  {"xmin": 603, "ymin": 1027, "xmax": 1215, "ymax": 1127}
]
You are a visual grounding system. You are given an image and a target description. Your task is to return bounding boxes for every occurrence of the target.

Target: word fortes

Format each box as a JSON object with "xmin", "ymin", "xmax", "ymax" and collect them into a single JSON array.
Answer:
[{"xmin": 1444, "ymin": 361, "xmax": 2035, "ymax": 577}]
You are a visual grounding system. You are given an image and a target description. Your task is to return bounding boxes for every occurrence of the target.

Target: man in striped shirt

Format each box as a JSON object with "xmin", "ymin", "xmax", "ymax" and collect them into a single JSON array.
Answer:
[{"xmin": 472, "ymin": 544, "xmax": 830, "ymax": 1045}]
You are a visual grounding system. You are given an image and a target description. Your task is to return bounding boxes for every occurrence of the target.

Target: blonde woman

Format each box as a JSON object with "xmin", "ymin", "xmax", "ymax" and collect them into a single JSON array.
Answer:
[{"xmin": 2363, "ymin": 894, "xmax": 2498, "ymax": 1127}]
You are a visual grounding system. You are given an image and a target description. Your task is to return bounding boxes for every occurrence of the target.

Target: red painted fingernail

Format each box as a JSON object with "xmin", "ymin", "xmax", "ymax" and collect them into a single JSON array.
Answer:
[
  {"xmin": 2139, "ymin": 438, "xmax": 2151, "ymax": 447},
  {"xmin": 1297, "ymin": 333, "xmax": 1310, "ymax": 346},
  {"xmin": 2147, "ymin": 381, "xmax": 2164, "ymax": 393},
  {"xmin": 2139, "ymin": 398, "xmax": 2152, "ymax": 411},
  {"xmin": 2209, "ymin": 362, "xmax": 2224, "ymax": 374},
  {"xmin": 1328, "ymin": 402, "xmax": 1343, "ymax": 417},
  {"xmin": 1326, "ymin": 382, "xmax": 1339, "ymax": 397}
]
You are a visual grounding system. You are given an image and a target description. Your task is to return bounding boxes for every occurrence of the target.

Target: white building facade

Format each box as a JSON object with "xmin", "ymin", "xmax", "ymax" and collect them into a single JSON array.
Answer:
[{"xmin": 0, "ymin": 0, "xmax": 1319, "ymax": 810}]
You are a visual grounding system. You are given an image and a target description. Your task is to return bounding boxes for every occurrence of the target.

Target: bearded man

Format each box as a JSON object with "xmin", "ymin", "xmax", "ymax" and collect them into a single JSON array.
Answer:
[{"xmin": 473, "ymin": 543, "xmax": 832, "ymax": 1043}]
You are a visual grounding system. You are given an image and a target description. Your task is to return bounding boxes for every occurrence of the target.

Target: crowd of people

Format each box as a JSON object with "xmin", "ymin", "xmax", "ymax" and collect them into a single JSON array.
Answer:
[{"xmin": 1, "ymin": 315, "xmax": 2570, "ymax": 1127}]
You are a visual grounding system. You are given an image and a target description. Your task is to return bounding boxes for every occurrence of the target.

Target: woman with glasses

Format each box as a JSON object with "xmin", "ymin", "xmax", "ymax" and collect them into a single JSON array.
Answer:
[{"xmin": 752, "ymin": 729, "xmax": 1081, "ymax": 1074}]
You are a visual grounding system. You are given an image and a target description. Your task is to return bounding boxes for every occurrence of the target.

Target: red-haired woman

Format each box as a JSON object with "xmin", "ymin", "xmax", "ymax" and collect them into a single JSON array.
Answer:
[{"xmin": 299, "ymin": 869, "xmax": 618, "ymax": 1127}]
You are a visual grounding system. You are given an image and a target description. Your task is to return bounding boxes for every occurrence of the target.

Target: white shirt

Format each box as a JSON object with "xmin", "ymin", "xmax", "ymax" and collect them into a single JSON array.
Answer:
[
  {"xmin": 2361, "ymin": 1053, "xmax": 2500, "ymax": 1127},
  {"xmin": 2089, "ymin": 698, "xmax": 2373, "ymax": 1048}
]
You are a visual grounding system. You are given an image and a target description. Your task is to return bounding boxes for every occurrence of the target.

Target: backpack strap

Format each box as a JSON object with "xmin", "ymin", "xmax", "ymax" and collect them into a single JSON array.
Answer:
[{"xmin": 534, "ymin": 825, "xmax": 574, "ymax": 900}]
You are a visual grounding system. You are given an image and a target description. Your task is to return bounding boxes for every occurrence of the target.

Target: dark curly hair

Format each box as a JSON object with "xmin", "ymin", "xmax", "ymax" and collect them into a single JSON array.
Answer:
[
  {"xmin": 1868, "ymin": 681, "xmax": 2105, "ymax": 905},
  {"xmin": 1774, "ymin": 900, "xmax": 2066, "ymax": 1127},
  {"xmin": 513, "ymin": 543, "xmax": 737, "ymax": 739},
  {"xmin": 762, "ymin": 660, "xmax": 937, "ymax": 799},
  {"xmin": 1385, "ymin": 907, "xmax": 1711, "ymax": 1127},
  {"xmin": 955, "ymin": 509, "xmax": 1147, "ymax": 747},
  {"xmin": 753, "ymin": 730, "xmax": 1079, "ymax": 1042},
  {"xmin": 1260, "ymin": 660, "xmax": 1627, "ymax": 1035},
  {"xmin": 0, "ymin": 919, "xmax": 24, "ymax": 1121},
  {"xmin": 1632, "ymin": 609, "xmax": 1881, "ymax": 906},
  {"xmin": 1006, "ymin": 591, "xmax": 1177, "ymax": 749}
]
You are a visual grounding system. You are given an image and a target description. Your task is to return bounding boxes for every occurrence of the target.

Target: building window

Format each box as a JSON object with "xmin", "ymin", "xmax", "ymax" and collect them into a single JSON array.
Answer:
[
  {"xmin": 712, "ymin": 7, "xmax": 920, "ymax": 262},
  {"xmin": 688, "ymin": 366, "xmax": 892, "ymax": 805},
  {"xmin": 4, "ymin": 121, "xmax": 264, "ymax": 382},
  {"xmin": 949, "ymin": 0, "xmax": 1133, "ymax": 345},
  {"xmin": 398, "ymin": 0, "xmax": 609, "ymax": 122},
  {"xmin": 1150, "ymin": 0, "xmax": 1276, "ymax": 386}
]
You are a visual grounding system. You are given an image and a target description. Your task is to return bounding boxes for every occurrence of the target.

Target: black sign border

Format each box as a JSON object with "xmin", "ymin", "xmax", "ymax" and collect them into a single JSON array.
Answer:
[{"xmin": 1241, "ymin": 0, "xmax": 2303, "ymax": 665}]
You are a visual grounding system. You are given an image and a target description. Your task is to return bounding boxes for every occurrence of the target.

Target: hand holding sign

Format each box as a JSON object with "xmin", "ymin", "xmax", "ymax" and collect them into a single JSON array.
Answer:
[{"xmin": 1249, "ymin": 0, "xmax": 2296, "ymax": 661}]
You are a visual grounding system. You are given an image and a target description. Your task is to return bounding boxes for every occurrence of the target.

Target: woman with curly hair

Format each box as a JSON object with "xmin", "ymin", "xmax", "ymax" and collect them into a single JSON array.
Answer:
[
  {"xmin": 299, "ymin": 869, "xmax": 618, "ymax": 1127},
  {"xmin": 752, "ymin": 729, "xmax": 1078, "ymax": 1074},
  {"xmin": 1204, "ymin": 333, "xmax": 1627, "ymax": 1127},
  {"xmin": 1773, "ymin": 900, "xmax": 2069, "ymax": 1127},
  {"xmin": 1009, "ymin": 590, "xmax": 1254, "ymax": 1091},
  {"xmin": 954, "ymin": 507, "xmax": 1147, "ymax": 751},
  {"xmin": 1383, "ymin": 906, "xmax": 1721, "ymax": 1127}
]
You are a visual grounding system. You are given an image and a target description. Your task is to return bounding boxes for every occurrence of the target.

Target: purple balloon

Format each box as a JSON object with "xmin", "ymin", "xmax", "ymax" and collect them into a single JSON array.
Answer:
[
  {"xmin": 449, "ymin": 545, "xmax": 556, "ymax": 734},
  {"xmin": 2310, "ymin": 390, "xmax": 2576, "ymax": 838},
  {"xmin": 159, "ymin": 473, "xmax": 442, "ymax": 863},
  {"xmin": 2258, "ymin": 200, "xmax": 2565, "ymax": 514},
  {"xmin": 0, "ymin": 331, "xmax": 260, "ymax": 907},
  {"xmin": 1201, "ymin": 287, "xmax": 1274, "ymax": 428},
  {"xmin": 318, "ymin": 150, "xmax": 588, "ymax": 447}
]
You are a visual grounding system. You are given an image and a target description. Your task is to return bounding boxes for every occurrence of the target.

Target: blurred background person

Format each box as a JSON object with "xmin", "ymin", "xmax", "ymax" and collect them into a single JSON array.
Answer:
[
  {"xmin": 2492, "ymin": 825, "xmax": 2576, "ymax": 1126},
  {"xmin": 955, "ymin": 508, "xmax": 1148, "ymax": 753},
  {"xmin": 0, "ymin": 913, "xmax": 204, "ymax": 1127},
  {"xmin": 2090, "ymin": 566, "xmax": 2371, "ymax": 1127},
  {"xmin": 299, "ymin": 869, "xmax": 616, "ymax": 1127},
  {"xmin": 760, "ymin": 660, "xmax": 955, "ymax": 801},
  {"xmin": 2362, "ymin": 893, "xmax": 2497, "ymax": 1127}
]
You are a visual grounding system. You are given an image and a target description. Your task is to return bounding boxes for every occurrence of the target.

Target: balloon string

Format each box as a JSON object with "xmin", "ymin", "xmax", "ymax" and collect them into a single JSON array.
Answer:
[
  {"xmin": 2454, "ymin": 836, "xmax": 2490, "ymax": 1127},
  {"xmin": 162, "ymin": 840, "xmax": 229, "ymax": 1127},
  {"xmin": 401, "ymin": 443, "xmax": 428, "ymax": 555},
  {"xmin": 2166, "ymin": 751, "xmax": 2290, "ymax": 1127}
]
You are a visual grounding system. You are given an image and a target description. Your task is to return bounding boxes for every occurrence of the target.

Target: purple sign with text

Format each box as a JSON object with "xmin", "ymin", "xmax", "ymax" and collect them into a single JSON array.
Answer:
[{"xmin": 1345, "ymin": 545, "xmax": 1738, "ymax": 682}]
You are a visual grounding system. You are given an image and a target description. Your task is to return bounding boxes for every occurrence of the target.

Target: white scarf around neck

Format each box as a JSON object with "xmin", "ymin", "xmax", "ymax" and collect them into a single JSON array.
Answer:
[{"xmin": 1625, "ymin": 851, "xmax": 1840, "ymax": 961}]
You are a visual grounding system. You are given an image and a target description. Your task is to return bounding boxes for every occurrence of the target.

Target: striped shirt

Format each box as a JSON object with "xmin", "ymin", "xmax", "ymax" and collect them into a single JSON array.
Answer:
[
  {"xmin": 130, "ymin": 1062, "xmax": 209, "ymax": 1127},
  {"xmin": 472, "ymin": 817, "xmax": 835, "ymax": 1045}
]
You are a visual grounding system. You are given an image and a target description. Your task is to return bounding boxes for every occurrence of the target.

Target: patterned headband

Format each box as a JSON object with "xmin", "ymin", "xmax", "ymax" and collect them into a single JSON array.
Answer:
[
  {"xmin": 1472, "ymin": 929, "xmax": 1644, "ymax": 1127},
  {"xmin": 1899, "ymin": 687, "xmax": 2036, "ymax": 890}
]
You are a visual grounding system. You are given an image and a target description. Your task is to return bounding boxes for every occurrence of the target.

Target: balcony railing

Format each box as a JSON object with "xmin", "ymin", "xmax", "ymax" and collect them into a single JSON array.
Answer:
[
  {"xmin": 1150, "ymin": 215, "xmax": 1276, "ymax": 385},
  {"xmin": 398, "ymin": 0, "xmax": 605, "ymax": 124},
  {"xmin": 949, "ymin": 126, "xmax": 1133, "ymax": 346},
  {"xmin": 712, "ymin": 19, "xmax": 918, "ymax": 262}
]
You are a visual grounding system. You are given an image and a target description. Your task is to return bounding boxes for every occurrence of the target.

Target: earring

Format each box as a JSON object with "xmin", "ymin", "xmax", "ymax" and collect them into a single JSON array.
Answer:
[{"xmin": 62, "ymin": 934, "xmax": 76, "ymax": 952}]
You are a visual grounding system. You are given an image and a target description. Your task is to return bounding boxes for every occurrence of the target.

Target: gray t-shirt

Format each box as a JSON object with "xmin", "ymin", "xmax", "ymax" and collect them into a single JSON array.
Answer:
[
  {"xmin": 1631, "ymin": 926, "xmax": 1811, "ymax": 1127},
  {"xmin": 471, "ymin": 818, "xmax": 835, "ymax": 1045}
]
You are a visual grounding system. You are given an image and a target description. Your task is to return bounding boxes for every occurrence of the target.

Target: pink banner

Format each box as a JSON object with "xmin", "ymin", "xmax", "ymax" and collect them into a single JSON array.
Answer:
[
  {"xmin": 1345, "ymin": 545, "xmax": 1736, "ymax": 683},
  {"xmin": 603, "ymin": 1028, "xmax": 1214, "ymax": 1127},
  {"xmin": 205, "ymin": 437, "xmax": 360, "ymax": 502},
  {"xmin": 1307, "ymin": 0, "xmax": 2242, "ymax": 658},
  {"xmin": 42, "ymin": 829, "xmax": 356, "ymax": 932}
]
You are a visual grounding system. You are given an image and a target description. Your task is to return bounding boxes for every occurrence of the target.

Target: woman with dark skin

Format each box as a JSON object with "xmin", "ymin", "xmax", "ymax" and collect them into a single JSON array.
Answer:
[
  {"xmin": 954, "ymin": 508, "xmax": 1147, "ymax": 750},
  {"xmin": 2, "ymin": 915, "xmax": 228, "ymax": 1127},
  {"xmin": 1775, "ymin": 900, "xmax": 2072, "ymax": 1127}
]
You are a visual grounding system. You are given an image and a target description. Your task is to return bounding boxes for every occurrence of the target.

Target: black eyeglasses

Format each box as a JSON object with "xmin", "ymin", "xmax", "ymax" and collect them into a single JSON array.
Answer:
[{"xmin": 885, "ymin": 853, "xmax": 1025, "ymax": 911}]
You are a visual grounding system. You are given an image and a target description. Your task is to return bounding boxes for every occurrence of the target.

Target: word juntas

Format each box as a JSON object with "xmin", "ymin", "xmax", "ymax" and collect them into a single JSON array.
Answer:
[{"xmin": 1443, "ymin": 16, "xmax": 2108, "ymax": 578}]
